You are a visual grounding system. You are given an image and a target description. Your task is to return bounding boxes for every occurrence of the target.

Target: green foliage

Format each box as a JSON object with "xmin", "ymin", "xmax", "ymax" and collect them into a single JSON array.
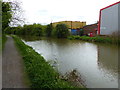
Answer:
[
  {"xmin": 56, "ymin": 24, "xmax": 69, "ymax": 38},
  {"xmin": 6, "ymin": 23, "xmax": 71, "ymax": 39},
  {"xmin": 21, "ymin": 24, "xmax": 43, "ymax": 36},
  {"xmin": 79, "ymin": 29, "xmax": 84, "ymax": 36},
  {"xmin": 13, "ymin": 36, "xmax": 84, "ymax": 88},
  {"xmin": 2, "ymin": 2, "xmax": 12, "ymax": 32},
  {"xmin": 45, "ymin": 23, "xmax": 52, "ymax": 37},
  {"xmin": 4, "ymin": 27, "xmax": 16, "ymax": 34},
  {"xmin": 5, "ymin": 24, "xmax": 45, "ymax": 36},
  {"xmin": 68, "ymin": 35, "xmax": 119, "ymax": 44}
]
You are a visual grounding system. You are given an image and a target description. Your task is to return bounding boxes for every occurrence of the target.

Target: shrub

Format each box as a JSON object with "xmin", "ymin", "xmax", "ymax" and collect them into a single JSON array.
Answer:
[{"xmin": 56, "ymin": 24, "xmax": 69, "ymax": 38}]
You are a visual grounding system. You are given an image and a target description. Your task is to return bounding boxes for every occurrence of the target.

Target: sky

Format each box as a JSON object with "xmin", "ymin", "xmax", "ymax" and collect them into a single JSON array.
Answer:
[{"xmin": 7, "ymin": 0, "xmax": 120, "ymax": 25}]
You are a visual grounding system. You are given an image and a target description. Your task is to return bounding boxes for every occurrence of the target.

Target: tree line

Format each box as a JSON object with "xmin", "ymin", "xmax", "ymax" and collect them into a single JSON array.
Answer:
[
  {"xmin": 5, "ymin": 23, "xmax": 70, "ymax": 38},
  {"xmin": 2, "ymin": 1, "xmax": 70, "ymax": 38}
]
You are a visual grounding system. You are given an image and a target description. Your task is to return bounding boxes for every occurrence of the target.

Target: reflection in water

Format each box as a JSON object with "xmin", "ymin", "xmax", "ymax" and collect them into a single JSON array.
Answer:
[
  {"xmin": 22, "ymin": 37, "xmax": 118, "ymax": 88},
  {"xmin": 98, "ymin": 44, "xmax": 118, "ymax": 76}
]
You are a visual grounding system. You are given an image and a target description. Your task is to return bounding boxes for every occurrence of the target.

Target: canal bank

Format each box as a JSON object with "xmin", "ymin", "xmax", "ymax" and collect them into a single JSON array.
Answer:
[
  {"xmin": 21, "ymin": 36, "xmax": 118, "ymax": 88},
  {"xmin": 12, "ymin": 35, "xmax": 85, "ymax": 88},
  {"xmin": 68, "ymin": 35, "xmax": 120, "ymax": 45}
]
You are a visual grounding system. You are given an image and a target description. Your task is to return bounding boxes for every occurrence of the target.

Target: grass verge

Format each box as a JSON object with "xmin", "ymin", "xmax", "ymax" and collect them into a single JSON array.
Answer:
[
  {"xmin": 68, "ymin": 35, "xmax": 120, "ymax": 45},
  {"xmin": 12, "ymin": 35, "xmax": 85, "ymax": 88}
]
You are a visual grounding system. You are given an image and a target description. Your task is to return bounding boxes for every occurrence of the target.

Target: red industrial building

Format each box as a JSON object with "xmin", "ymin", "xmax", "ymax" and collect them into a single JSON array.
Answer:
[{"xmin": 83, "ymin": 23, "xmax": 98, "ymax": 37}]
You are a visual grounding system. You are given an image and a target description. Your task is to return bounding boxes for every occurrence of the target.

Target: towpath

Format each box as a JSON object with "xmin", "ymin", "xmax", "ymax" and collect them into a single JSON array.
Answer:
[{"xmin": 2, "ymin": 36, "xmax": 28, "ymax": 88}]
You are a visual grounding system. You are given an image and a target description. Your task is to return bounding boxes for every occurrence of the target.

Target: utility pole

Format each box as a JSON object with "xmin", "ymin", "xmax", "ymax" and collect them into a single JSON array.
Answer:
[{"xmin": 71, "ymin": 21, "xmax": 72, "ymax": 29}]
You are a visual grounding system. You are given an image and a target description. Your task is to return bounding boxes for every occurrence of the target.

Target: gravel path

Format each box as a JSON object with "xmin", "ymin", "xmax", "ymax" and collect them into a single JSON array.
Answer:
[{"xmin": 2, "ymin": 36, "xmax": 28, "ymax": 88}]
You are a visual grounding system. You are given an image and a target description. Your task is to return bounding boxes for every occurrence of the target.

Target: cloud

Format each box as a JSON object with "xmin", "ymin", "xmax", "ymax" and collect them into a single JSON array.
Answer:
[
  {"xmin": 19, "ymin": 0, "xmax": 119, "ymax": 25},
  {"xmin": 38, "ymin": 10, "xmax": 49, "ymax": 16}
]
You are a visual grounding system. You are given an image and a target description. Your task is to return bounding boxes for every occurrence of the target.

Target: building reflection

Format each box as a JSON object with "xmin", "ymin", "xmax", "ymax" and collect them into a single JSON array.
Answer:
[{"xmin": 97, "ymin": 44, "xmax": 118, "ymax": 74}]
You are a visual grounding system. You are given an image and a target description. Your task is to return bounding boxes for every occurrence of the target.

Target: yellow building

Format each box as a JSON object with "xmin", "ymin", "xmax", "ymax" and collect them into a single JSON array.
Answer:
[{"xmin": 52, "ymin": 21, "xmax": 86, "ymax": 29}]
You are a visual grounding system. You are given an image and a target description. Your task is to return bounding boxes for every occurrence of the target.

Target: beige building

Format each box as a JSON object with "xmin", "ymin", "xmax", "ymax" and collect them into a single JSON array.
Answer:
[{"xmin": 52, "ymin": 21, "xmax": 86, "ymax": 29}]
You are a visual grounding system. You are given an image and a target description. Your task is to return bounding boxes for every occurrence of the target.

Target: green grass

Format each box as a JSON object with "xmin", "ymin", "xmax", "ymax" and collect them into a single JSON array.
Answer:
[
  {"xmin": 68, "ymin": 35, "xmax": 120, "ymax": 45},
  {"xmin": 12, "ymin": 35, "xmax": 85, "ymax": 88}
]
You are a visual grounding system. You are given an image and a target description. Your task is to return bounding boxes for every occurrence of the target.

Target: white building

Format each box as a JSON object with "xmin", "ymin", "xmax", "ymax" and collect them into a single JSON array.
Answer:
[{"xmin": 98, "ymin": 1, "xmax": 120, "ymax": 36}]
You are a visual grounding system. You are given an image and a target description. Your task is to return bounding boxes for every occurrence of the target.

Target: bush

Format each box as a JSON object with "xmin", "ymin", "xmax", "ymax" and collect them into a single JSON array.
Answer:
[
  {"xmin": 56, "ymin": 24, "xmax": 69, "ymax": 38},
  {"xmin": 68, "ymin": 35, "xmax": 119, "ymax": 44},
  {"xmin": 45, "ymin": 23, "xmax": 53, "ymax": 37},
  {"xmin": 5, "ymin": 24, "xmax": 45, "ymax": 36}
]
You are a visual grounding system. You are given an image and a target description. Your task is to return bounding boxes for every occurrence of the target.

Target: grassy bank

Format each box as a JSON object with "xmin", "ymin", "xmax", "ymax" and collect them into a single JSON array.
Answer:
[
  {"xmin": 68, "ymin": 35, "xmax": 120, "ymax": 45},
  {"xmin": 13, "ymin": 35, "xmax": 85, "ymax": 88}
]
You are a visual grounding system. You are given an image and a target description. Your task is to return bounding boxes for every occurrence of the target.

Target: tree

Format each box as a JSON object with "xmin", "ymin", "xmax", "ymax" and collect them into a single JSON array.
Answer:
[
  {"xmin": 9, "ymin": 0, "xmax": 25, "ymax": 26},
  {"xmin": 79, "ymin": 29, "xmax": 84, "ymax": 36},
  {"xmin": 2, "ymin": 2, "xmax": 12, "ymax": 32},
  {"xmin": 56, "ymin": 24, "xmax": 69, "ymax": 38},
  {"xmin": 2, "ymin": 0, "xmax": 24, "ymax": 33},
  {"xmin": 45, "ymin": 23, "xmax": 53, "ymax": 37},
  {"xmin": 32, "ymin": 24, "xmax": 43, "ymax": 36}
]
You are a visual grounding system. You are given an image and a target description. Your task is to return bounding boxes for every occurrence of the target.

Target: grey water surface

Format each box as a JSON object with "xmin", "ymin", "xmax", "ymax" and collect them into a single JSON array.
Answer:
[{"xmin": 22, "ymin": 37, "xmax": 118, "ymax": 88}]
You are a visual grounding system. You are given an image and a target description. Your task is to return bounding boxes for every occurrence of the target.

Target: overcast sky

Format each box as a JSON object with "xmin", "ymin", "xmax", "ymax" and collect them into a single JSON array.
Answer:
[{"xmin": 8, "ymin": 0, "xmax": 120, "ymax": 25}]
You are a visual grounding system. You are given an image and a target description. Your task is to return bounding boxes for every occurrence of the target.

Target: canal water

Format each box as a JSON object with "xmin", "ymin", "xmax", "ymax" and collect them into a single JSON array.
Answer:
[{"xmin": 22, "ymin": 36, "xmax": 118, "ymax": 88}]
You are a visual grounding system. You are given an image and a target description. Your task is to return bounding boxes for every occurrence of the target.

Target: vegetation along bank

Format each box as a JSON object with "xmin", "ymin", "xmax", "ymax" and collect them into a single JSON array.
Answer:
[
  {"xmin": 68, "ymin": 35, "xmax": 120, "ymax": 45},
  {"xmin": 13, "ymin": 35, "xmax": 86, "ymax": 88},
  {"xmin": 5, "ymin": 23, "xmax": 120, "ymax": 45}
]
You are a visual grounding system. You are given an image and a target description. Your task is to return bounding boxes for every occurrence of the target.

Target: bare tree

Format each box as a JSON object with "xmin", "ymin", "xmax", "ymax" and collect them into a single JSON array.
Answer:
[
  {"xmin": 11, "ymin": 0, "xmax": 25, "ymax": 26},
  {"xmin": 4, "ymin": 0, "xmax": 25, "ymax": 26}
]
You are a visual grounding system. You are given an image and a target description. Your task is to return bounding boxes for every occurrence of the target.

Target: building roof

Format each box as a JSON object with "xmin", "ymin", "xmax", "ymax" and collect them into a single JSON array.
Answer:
[
  {"xmin": 83, "ymin": 23, "xmax": 98, "ymax": 28},
  {"xmin": 100, "ymin": 1, "xmax": 120, "ymax": 11}
]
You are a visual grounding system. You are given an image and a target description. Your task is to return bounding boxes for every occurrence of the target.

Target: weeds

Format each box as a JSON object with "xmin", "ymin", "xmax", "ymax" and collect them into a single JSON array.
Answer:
[
  {"xmin": 68, "ymin": 35, "xmax": 119, "ymax": 45},
  {"xmin": 60, "ymin": 69, "xmax": 86, "ymax": 87}
]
